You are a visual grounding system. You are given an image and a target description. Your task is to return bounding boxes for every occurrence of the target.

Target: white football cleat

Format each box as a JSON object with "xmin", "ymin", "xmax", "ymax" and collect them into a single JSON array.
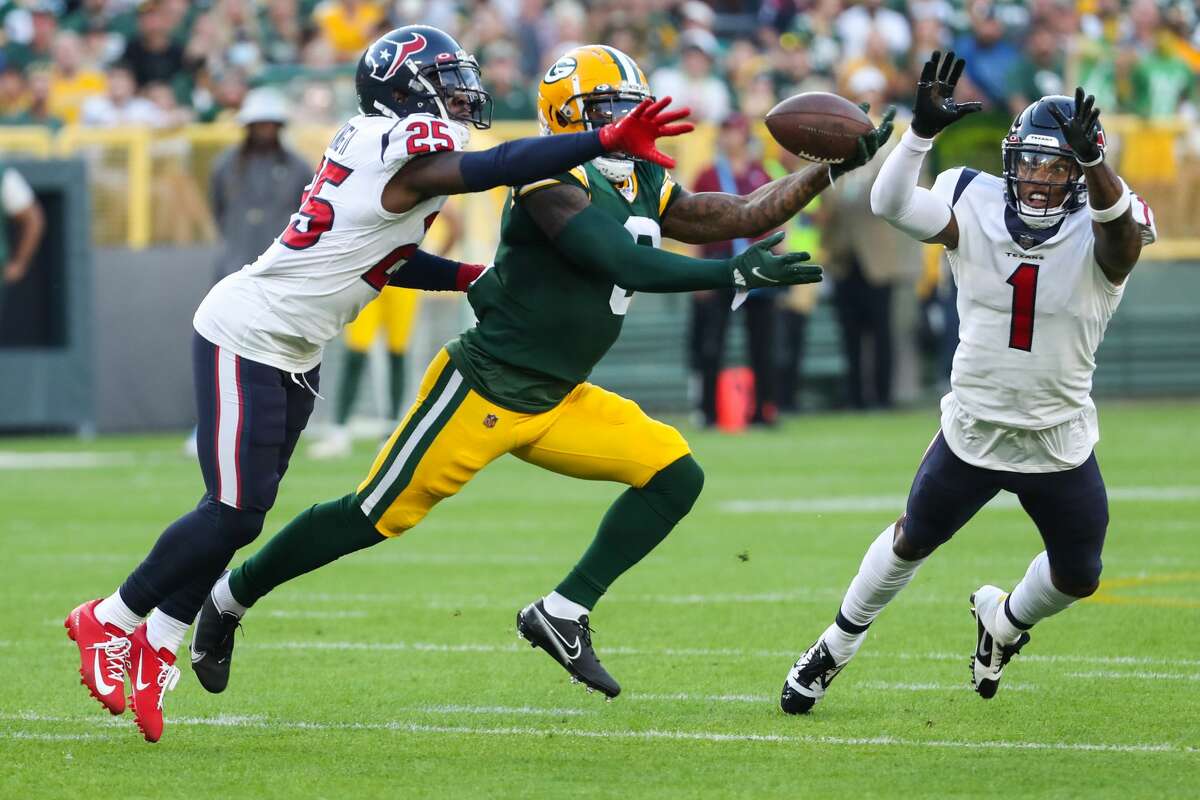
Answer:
[{"xmin": 970, "ymin": 585, "xmax": 1030, "ymax": 699}]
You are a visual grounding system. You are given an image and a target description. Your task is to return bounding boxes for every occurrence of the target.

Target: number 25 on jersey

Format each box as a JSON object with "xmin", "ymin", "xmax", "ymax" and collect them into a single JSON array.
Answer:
[{"xmin": 280, "ymin": 157, "xmax": 353, "ymax": 250}]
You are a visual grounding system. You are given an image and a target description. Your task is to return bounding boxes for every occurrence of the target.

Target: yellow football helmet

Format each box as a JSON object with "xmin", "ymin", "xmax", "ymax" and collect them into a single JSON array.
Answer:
[{"xmin": 538, "ymin": 45, "xmax": 652, "ymax": 182}]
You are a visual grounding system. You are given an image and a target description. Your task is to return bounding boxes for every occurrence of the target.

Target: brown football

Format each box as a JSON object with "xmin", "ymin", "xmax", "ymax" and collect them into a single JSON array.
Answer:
[{"xmin": 765, "ymin": 92, "xmax": 873, "ymax": 164}]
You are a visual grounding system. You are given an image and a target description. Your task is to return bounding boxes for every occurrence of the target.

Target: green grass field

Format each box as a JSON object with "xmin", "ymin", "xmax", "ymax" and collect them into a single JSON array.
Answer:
[{"xmin": 2, "ymin": 401, "xmax": 1198, "ymax": 798}]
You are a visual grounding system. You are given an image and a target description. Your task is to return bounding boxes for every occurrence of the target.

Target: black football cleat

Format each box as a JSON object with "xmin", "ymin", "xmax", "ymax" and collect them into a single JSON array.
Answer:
[
  {"xmin": 780, "ymin": 639, "xmax": 845, "ymax": 714},
  {"xmin": 190, "ymin": 580, "xmax": 242, "ymax": 694},
  {"xmin": 970, "ymin": 585, "xmax": 1031, "ymax": 699},
  {"xmin": 516, "ymin": 600, "xmax": 620, "ymax": 698}
]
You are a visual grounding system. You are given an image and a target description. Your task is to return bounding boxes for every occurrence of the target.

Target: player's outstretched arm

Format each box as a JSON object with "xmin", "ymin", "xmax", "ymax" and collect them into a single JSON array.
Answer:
[
  {"xmin": 1048, "ymin": 87, "xmax": 1143, "ymax": 285},
  {"xmin": 661, "ymin": 108, "xmax": 894, "ymax": 244},
  {"xmin": 522, "ymin": 183, "xmax": 821, "ymax": 292},
  {"xmin": 383, "ymin": 97, "xmax": 692, "ymax": 214},
  {"xmin": 870, "ymin": 51, "xmax": 978, "ymax": 248},
  {"xmin": 388, "ymin": 249, "xmax": 487, "ymax": 292}
]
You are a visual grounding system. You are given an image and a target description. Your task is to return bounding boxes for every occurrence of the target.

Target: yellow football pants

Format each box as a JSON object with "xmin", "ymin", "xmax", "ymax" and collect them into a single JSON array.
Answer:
[
  {"xmin": 344, "ymin": 287, "xmax": 420, "ymax": 354},
  {"xmin": 355, "ymin": 349, "xmax": 692, "ymax": 536}
]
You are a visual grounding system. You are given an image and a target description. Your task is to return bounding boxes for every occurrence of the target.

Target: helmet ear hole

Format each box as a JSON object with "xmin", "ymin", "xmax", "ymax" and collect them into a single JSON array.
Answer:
[{"xmin": 554, "ymin": 108, "xmax": 571, "ymax": 127}]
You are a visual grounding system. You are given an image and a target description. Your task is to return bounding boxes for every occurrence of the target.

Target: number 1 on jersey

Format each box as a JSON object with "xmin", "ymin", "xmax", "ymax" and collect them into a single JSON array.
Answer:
[{"xmin": 1006, "ymin": 262, "xmax": 1039, "ymax": 351}]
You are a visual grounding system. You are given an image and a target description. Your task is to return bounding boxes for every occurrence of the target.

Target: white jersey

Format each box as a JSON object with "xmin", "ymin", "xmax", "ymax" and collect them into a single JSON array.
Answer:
[
  {"xmin": 194, "ymin": 113, "xmax": 469, "ymax": 373},
  {"xmin": 930, "ymin": 168, "xmax": 1156, "ymax": 472}
]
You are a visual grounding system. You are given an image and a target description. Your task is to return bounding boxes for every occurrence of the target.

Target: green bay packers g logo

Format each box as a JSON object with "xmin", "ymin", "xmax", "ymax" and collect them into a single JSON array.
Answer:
[{"xmin": 544, "ymin": 56, "xmax": 577, "ymax": 83}]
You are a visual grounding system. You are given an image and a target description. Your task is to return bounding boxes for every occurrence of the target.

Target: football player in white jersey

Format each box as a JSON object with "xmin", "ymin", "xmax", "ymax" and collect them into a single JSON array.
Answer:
[
  {"xmin": 780, "ymin": 52, "xmax": 1156, "ymax": 714},
  {"xmin": 63, "ymin": 25, "xmax": 692, "ymax": 742}
]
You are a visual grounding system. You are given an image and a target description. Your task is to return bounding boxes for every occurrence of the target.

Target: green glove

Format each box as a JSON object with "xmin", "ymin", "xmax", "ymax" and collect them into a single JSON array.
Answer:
[
  {"xmin": 831, "ymin": 104, "xmax": 897, "ymax": 180},
  {"xmin": 730, "ymin": 231, "xmax": 822, "ymax": 289}
]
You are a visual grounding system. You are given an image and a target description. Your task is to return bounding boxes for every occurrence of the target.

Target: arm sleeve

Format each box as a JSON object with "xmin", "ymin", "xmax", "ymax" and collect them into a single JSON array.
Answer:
[
  {"xmin": 553, "ymin": 204, "xmax": 732, "ymax": 292},
  {"xmin": 459, "ymin": 130, "xmax": 606, "ymax": 191},
  {"xmin": 388, "ymin": 249, "xmax": 487, "ymax": 292},
  {"xmin": 868, "ymin": 128, "xmax": 953, "ymax": 241},
  {"xmin": 1, "ymin": 168, "xmax": 34, "ymax": 215}
]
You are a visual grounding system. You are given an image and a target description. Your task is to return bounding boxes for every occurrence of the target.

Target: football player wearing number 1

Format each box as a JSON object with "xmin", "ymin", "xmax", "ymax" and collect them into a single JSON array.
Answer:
[
  {"xmin": 193, "ymin": 44, "xmax": 894, "ymax": 701},
  {"xmin": 780, "ymin": 52, "xmax": 1156, "ymax": 714},
  {"xmin": 64, "ymin": 25, "xmax": 692, "ymax": 742}
]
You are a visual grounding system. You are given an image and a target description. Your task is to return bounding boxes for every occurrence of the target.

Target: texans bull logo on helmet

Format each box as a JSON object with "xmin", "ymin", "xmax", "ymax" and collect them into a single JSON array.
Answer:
[{"xmin": 367, "ymin": 32, "xmax": 428, "ymax": 83}]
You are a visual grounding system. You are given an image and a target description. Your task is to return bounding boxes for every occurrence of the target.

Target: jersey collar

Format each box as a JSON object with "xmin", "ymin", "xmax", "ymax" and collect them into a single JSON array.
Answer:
[{"xmin": 1004, "ymin": 204, "xmax": 1065, "ymax": 250}]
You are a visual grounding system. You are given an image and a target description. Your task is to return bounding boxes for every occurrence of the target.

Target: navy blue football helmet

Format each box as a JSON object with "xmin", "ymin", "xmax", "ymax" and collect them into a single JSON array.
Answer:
[
  {"xmin": 1002, "ymin": 96, "xmax": 1105, "ymax": 225},
  {"xmin": 355, "ymin": 25, "xmax": 492, "ymax": 129}
]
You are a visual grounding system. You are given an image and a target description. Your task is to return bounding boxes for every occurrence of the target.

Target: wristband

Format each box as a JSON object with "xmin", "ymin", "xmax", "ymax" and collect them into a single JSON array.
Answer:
[
  {"xmin": 1076, "ymin": 152, "xmax": 1103, "ymax": 168},
  {"xmin": 1090, "ymin": 190, "xmax": 1130, "ymax": 223}
]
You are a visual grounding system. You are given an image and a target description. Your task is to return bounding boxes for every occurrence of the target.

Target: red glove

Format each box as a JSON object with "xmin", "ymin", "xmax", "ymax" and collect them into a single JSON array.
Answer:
[
  {"xmin": 455, "ymin": 262, "xmax": 489, "ymax": 291},
  {"xmin": 597, "ymin": 96, "xmax": 693, "ymax": 169}
]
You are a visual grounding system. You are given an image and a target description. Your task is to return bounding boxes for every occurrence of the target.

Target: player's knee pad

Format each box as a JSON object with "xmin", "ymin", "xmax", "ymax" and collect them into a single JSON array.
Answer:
[
  {"xmin": 215, "ymin": 503, "xmax": 268, "ymax": 550},
  {"xmin": 640, "ymin": 454, "xmax": 704, "ymax": 524}
]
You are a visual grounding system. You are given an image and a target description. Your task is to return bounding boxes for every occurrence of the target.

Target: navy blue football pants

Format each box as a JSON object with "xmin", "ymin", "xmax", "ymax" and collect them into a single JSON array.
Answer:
[
  {"xmin": 902, "ymin": 432, "xmax": 1108, "ymax": 590},
  {"xmin": 119, "ymin": 333, "xmax": 319, "ymax": 623}
]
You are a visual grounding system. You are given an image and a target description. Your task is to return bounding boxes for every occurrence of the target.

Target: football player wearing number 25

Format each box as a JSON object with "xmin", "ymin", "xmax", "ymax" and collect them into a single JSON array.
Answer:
[
  {"xmin": 781, "ymin": 52, "xmax": 1157, "ymax": 714},
  {"xmin": 64, "ymin": 25, "xmax": 694, "ymax": 743},
  {"xmin": 193, "ymin": 45, "xmax": 894, "ymax": 704}
]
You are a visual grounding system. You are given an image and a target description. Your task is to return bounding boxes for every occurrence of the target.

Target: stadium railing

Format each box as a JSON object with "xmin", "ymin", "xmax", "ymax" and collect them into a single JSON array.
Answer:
[{"xmin": 0, "ymin": 116, "xmax": 1194, "ymax": 256}]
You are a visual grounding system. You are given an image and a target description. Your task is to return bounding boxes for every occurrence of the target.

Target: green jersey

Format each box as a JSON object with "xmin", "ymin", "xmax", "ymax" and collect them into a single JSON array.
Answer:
[{"xmin": 447, "ymin": 160, "xmax": 680, "ymax": 413}]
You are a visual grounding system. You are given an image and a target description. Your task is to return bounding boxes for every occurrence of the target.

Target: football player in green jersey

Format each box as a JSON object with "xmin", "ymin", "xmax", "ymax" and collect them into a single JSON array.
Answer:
[{"xmin": 194, "ymin": 45, "xmax": 894, "ymax": 699}]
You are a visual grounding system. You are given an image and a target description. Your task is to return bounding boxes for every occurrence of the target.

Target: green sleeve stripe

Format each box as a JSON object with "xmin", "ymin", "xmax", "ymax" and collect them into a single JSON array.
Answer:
[
  {"xmin": 364, "ymin": 378, "xmax": 472, "ymax": 524},
  {"xmin": 601, "ymin": 46, "xmax": 630, "ymax": 82},
  {"xmin": 357, "ymin": 358, "xmax": 459, "ymax": 507}
]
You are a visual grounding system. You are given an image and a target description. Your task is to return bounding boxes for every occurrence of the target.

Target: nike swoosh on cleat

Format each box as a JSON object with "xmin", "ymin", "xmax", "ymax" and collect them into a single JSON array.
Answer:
[
  {"xmin": 135, "ymin": 653, "xmax": 152, "ymax": 692},
  {"xmin": 750, "ymin": 267, "xmax": 780, "ymax": 284},
  {"xmin": 977, "ymin": 643, "xmax": 992, "ymax": 667},
  {"xmin": 536, "ymin": 608, "xmax": 582, "ymax": 661},
  {"xmin": 93, "ymin": 651, "xmax": 115, "ymax": 695}
]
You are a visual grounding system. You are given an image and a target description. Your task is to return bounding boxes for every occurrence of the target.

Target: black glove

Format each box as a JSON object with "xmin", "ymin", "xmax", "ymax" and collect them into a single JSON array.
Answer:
[
  {"xmin": 730, "ymin": 231, "xmax": 822, "ymax": 289},
  {"xmin": 831, "ymin": 104, "xmax": 897, "ymax": 180},
  {"xmin": 1047, "ymin": 86, "xmax": 1103, "ymax": 165},
  {"xmin": 911, "ymin": 50, "xmax": 982, "ymax": 138}
]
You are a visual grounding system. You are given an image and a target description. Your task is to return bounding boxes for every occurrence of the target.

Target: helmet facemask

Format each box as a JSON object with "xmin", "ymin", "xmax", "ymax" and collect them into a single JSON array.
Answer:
[
  {"xmin": 557, "ymin": 88, "xmax": 649, "ymax": 183},
  {"xmin": 406, "ymin": 55, "xmax": 493, "ymax": 131},
  {"xmin": 1002, "ymin": 138, "xmax": 1087, "ymax": 230}
]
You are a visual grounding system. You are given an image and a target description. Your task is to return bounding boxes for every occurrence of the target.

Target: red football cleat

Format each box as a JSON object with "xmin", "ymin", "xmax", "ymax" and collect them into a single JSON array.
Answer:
[
  {"xmin": 127, "ymin": 624, "xmax": 181, "ymax": 743},
  {"xmin": 65, "ymin": 599, "xmax": 131, "ymax": 716}
]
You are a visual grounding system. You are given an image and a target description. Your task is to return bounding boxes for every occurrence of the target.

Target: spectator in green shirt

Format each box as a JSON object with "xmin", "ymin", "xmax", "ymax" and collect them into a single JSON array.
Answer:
[
  {"xmin": 1130, "ymin": 34, "xmax": 1194, "ymax": 119},
  {"xmin": 1006, "ymin": 23, "xmax": 1065, "ymax": 115},
  {"xmin": 483, "ymin": 41, "xmax": 536, "ymax": 122}
]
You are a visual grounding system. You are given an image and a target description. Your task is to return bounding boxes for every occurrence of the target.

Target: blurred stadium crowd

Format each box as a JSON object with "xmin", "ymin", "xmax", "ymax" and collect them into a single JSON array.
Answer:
[
  {"xmin": 0, "ymin": 0, "xmax": 1196, "ymax": 129},
  {"xmin": 0, "ymin": 0, "xmax": 1196, "ymax": 432}
]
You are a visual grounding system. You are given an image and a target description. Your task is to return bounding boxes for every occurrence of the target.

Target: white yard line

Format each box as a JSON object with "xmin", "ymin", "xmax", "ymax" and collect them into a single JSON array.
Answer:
[
  {"xmin": 243, "ymin": 640, "xmax": 1200, "ymax": 669},
  {"xmin": 0, "ymin": 451, "xmax": 138, "ymax": 470},
  {"xmin": 628, "ymin": 682, "xmax": 1035, "ymax": 702},
  {"xmin": 0, "ymin": 711, "xmax": 1190, "ymax": 755},
  {"xmin": 8, "ymin": 732, "xmax": 104, "ymax": 742},
  {"xmin": 720, "ymin": 485, "xmax": 1200, "ymax": 514},
  {"xmin": 1066, "ymin": 671, "xmax": 1200, "ymax": 681}
]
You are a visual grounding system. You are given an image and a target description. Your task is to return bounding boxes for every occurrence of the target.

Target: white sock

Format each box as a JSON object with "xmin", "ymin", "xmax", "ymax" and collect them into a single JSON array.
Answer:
[
  {"xmin": 94, "ymin": 590, "xmax": 143, "ymax": 633},
  {"xmin": 211, "ymin": 572, "xmax": 248, "ymax": 617},
  {"xmin": 543, "ymin": 591, "xmax": 589, "ymax": 621},
  {"xmin": 145, "ymin": 609, "xmax": 190, "ymax": 655},
  {"xmin": 829, "ymin": 524, "xmax": 925, "ymax": 661},
  {"xmin": 820, "ymin": 621, "xmax": 866, "ymax": 665},
  {"xmin": 992, "ymin": 551, "xmax": 1076, "ymax": 645}
]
